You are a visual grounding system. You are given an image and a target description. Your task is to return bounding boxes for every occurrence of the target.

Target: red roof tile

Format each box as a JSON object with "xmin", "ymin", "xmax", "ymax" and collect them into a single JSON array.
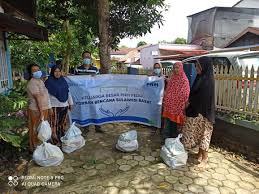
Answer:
[{"xmin": 110, "ymin": 48, "xmax": 135, "ymax": 55}]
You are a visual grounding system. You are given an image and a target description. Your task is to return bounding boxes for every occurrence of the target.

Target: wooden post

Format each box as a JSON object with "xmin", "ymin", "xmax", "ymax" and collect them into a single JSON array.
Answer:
[
  {"xmin": 253, "ymin": 67, "xmax": 259, "ymax": 113},
  {"xmin": 242, "ymin": 66, "xmax": 249, "ymax": 111},
  {"xmin": 236, "ymin": 66, "xmax": 243, "ymax": 110},
  {"xmin": 248, "ymin": 66, "xmax": 254, "ymax": 112}
]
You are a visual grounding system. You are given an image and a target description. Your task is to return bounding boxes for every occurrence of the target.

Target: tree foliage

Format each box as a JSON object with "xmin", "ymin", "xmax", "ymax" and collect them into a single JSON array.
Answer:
[
  {"xmin": 0, "ymin": 81, "xmax": 28, "ymax": 149},
  {"xmin": 137, "ymin": 41, "xmax": 148, "ymax": 47},
  {"xmin": 9, "ymin": 30, "xmax": 94, "ymax": 72},
  {"xmin": 174, "ymin": 37, "xmax": 187, "ymax": 44},
  {"xmin": 9, "ymin": 0, "xmax": 167, "ymax": 71},
  {"xmin": 76, "ymin": 0, "xmax": 167, "ymax": 49},
  {"xmin": 159, "ymin": 37, "xmax": 187, "ymax": 45}
]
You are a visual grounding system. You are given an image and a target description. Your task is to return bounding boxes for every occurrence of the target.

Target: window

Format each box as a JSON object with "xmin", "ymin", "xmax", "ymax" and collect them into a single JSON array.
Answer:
[{"xmin": 151, "ymin": 51, "xmax": 158, "ymax": 56}]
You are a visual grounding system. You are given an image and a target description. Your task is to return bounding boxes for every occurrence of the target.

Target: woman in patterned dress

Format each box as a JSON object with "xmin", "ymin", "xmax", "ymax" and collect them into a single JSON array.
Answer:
[
  {"xmin": 162, "ymin": 62, "xmax": 190, "ymax": 139},
  {"xmin": 182, "ymin": 56, "xmax": 215, "ymax": 169}
]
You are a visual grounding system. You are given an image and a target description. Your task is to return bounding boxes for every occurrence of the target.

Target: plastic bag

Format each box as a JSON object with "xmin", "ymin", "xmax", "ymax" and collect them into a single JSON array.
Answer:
[
  {"xmin": 118, "ymin": 130, "xmax": 137, "ymax": 141},
  {"xmin": 160, "ymin": 134, "xmax": 188, "ymax": 169},
  {"xmin": 63, "ymin": 122, "xmax": 82, "ymax": 140},
  {"xmin": 165, "ymin": 134, "xmax": 185, "ymax": 155},
  {"xmin": 160, "ymin": 145, "xmax": 188, "ymax": 169},
  {"xmin": 37, "ymin": 120, "xmax": 51, "ymax": 142},
  {"xmin": 60, "ymin": 122, "xmax": 85, "ymax": 153},
  {"xmin": 61, "ymin": 136, "xmax": 85, "ymax": 153},
  {"xmin": 116, "ymin": 130, "xmax": 138, "ymax": 152},
  {"xmin": 33, "ymin": 142, "xmax": 64, "ymax": 166},
  {"xmin": 116, "ymin": 140, "xmax": 139, "ymax": 152}
]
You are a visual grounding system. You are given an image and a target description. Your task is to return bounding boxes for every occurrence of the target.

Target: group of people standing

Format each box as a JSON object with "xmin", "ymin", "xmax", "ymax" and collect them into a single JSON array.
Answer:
[
  {"xmin": 26, "ymin": 50, "xmax": 215, "ymax": 170},
  {"xmin": 155, "ymin": 57, "xmax": 215, "ymax": 170},
  {"xmin": 26, "ymin": 63, "xmax": 73, "ymax": 152},
  {"xmin": 26, "ymin": 51, "xmax": 101, "ymax": 152}
]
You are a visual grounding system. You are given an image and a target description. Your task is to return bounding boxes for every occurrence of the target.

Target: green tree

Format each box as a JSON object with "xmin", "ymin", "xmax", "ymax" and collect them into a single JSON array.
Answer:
[
  {"xmin": 137, "ymin": 41, "xmax": 147, "ymax": 47},
  {"xmin": 9, "ymin": 0, "xmax": 98, "ymax": 73},
  {"xmin": 10, "ymin": 0, "xmax": 167, "ymax": 73},
  {"xmin": 76, "ymin": 0, "xmax": 167, "ymax": 71},
  {"xmin": 9, "ymin": 29, "xmax": 91, "ymax": 73},
  {"xmin": 77, "ymin": 0, "xmax": 166, "ymax": 48},
  {"xmin": 37, "ymin": 0, "xmax": 80, "ymax": 73},
  {"xmin": 174, "ymin": 37, "xmax": 187, "ymax": 44}
]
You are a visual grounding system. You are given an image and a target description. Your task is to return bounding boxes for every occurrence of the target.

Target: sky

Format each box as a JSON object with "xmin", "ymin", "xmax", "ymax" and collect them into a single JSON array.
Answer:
[{"xmin": 119, "ymin": 0, "xmax": 240, "ymax": 48}]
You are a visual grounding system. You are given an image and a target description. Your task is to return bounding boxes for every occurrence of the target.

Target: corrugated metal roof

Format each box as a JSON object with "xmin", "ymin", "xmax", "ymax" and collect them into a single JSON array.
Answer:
[
  {"xmin": 0, "ymin": 13, "xmax": 48, "ymax": 41},
  {"xmin": 187, "ymin": 6, "xmax": 259, "ymax": 18},
  {"xmin": 224, "ymin": 27, "xmax": 259, "ymax": 48}
]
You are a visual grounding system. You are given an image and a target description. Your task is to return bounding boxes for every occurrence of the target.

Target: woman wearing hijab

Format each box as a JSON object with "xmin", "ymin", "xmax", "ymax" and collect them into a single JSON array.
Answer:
[
  {"xmin": 181, "ymin": 56, "xmax": 215, "ymax": 169},
  {"xmin": 26, "ymin": 63, "xmax": 52, "ymax": 152},
  {"xmin": 152, "ymin": 63, "xmax": 163, "ymax": 77},
  {"xmin": 162, "ymin": 62, "xmax": 190, "ymax": 139},
  {"xmin": 149, "ymin": 62, "xmax": 165, "ymax": 134},
  {"xmin": 45, "ymin": 65, "xmax": 73, "ymax": 145}
]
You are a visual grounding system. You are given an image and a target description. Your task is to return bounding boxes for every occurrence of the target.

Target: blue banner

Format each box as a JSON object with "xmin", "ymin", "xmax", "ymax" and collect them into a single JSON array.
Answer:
[{"xmin": 66, "ymin": 74, "xmax": 164, "ymax": 127}]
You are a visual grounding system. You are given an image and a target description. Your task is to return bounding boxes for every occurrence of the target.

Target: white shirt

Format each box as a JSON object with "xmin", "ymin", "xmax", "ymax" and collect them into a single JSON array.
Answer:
[{"xmin": 49, "ymin": 92, "xmax": 73, "ymax": 108}]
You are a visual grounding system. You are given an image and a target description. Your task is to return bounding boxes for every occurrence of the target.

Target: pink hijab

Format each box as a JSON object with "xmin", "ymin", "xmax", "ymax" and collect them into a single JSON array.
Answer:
[{"xmin": 163, "ymin": 62, "xmax": 190, "ymax": 124}]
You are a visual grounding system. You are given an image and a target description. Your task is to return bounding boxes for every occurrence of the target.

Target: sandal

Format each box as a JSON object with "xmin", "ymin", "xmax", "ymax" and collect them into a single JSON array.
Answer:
[
  {"xmin": 197, "ymin": 155, "xmax": 203, "ymax": 163},
  {"xmin": 195, "ymin": 159, "xmax": 208, "ymax": 171}
]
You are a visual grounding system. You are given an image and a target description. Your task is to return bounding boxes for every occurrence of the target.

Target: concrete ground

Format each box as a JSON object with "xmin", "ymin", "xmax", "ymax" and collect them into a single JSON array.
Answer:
[{"xmin": 4, "ymin": 123, "xmax": 259, "ymax": 194}]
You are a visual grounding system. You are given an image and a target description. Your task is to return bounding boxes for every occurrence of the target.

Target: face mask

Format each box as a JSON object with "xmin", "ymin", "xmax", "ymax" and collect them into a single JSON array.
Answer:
[
  {"xmin": 154, "ymin": 68, "xmax": 161, "ymax": 75},
  {"xmin": 32, "ymin": 70, "xmax": 42, "ymax": 79},
  {"xmin": 83, "ymin": 58, "xmax": 91, "ymax": 65}
]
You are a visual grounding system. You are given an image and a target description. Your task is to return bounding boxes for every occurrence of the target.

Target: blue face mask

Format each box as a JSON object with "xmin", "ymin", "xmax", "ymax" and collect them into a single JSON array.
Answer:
[
  {"xmin": 83, "ymin": 58, "xmax": 91, "ymax": 65},
  {"xmin": 154, "ymin": 68, "xmax": 161, "ymax": 75},
  {"xmin": 32, "ymin": 70, "xmax": 43, "ymax": 79}
]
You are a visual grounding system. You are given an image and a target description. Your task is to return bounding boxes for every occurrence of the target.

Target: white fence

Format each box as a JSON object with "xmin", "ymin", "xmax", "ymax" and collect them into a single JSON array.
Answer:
[
  {"xmin": 108, "ymin": 65, "xmax": 259, "ymax": 117},
  {"xmin": 215, "ymin": 66, "xmax": 259, "ymax": 117}
]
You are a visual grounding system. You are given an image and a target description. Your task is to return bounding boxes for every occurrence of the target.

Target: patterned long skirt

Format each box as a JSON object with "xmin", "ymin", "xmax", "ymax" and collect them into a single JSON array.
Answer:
[
  {"xmin": 49, "ymin": 106, "xmax": 69, "ymax": 145},
  {"xmin": 28, "ymin": 109, "xmax": 49, "ymax": 152},
  {"xmin": 180, "ymin": 114, "xmax": 213, "ymax": 151}
]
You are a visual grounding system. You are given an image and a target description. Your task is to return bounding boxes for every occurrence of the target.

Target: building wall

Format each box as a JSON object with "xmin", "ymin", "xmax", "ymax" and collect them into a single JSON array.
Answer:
[
  {"xmin": 140, "ymin": 44, "xmax": 160, "ymax": 69},
  {"xmin": 234, "ymin": 0, "xmax": 259, "ymax": 8},
  {"xmin": 188, "ymin": 7, "xmax": 259, "ymax": 49},
  {"xmin": 214, "ymin": 8, "xmax": 259, "ymax": 48},
  {"xmin": 187, "ymin": 8, "xmax": 216, "ymax": 45},
  {"xmin": 227, "ymin": 33, "xmax": 259, "ymax": 47}
]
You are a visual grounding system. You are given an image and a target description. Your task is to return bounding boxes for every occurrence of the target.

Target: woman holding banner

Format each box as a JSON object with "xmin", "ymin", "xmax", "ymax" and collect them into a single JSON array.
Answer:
[
  {"xmin": 45, "ymin": 65, "xmax": 73, "ymax": 145},
  {"xmin": 149, "ymin": 62, "xmax": 166, "ymax": 134},
  {"xmin": 162, "ymin": 62, "xmax": 190, "ymax": 139},
  {"xmin": 152, "ymin": 63, "xmax": 163, "ymax": 77}
]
